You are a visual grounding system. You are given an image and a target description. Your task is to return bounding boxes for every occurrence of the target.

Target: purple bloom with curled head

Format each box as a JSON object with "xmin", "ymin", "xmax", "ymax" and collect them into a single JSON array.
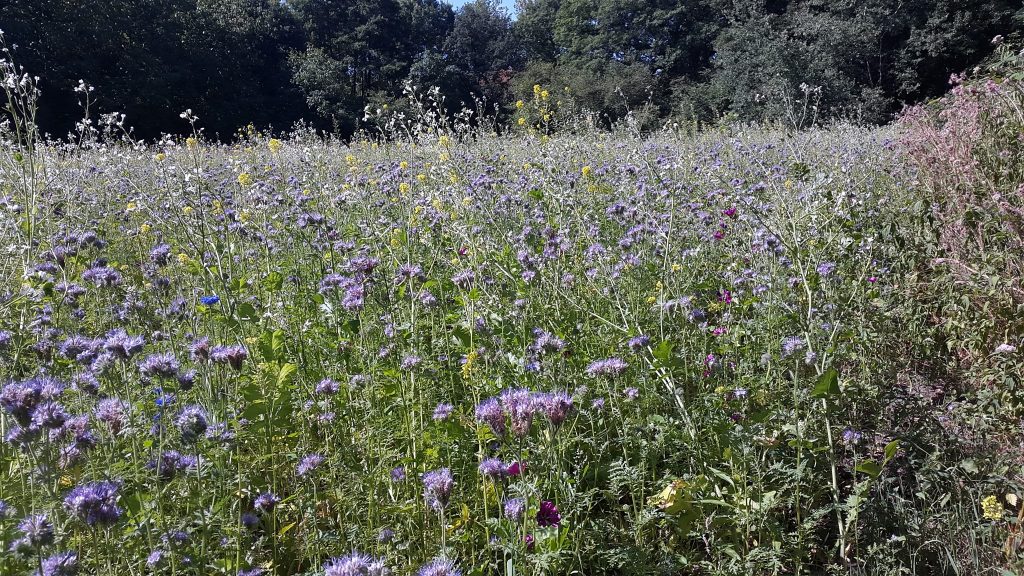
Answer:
[
  {"xmin": 842, "ymin": 428, "xmax": 863, "ymax": 445},
  {"xmin": 82, "ymin": 266, "xmax": 121, "ymax": 287},
  {"xmin": 63, "ymin": 481, "xmax": 121, "ymax": 526},
  {"xmin": 432, "ymin": 403, "xmax": 453, "ymax": 421},
  {"xmin": 422, "ymin": 468, "xmax": 454, "ymax": 511},
  {"xmin": 210, "ymin": 344, "xmax": 247, "ymax": 370},
  {"xmin": 189, "ymin": 337, "xmax": 211, "ymax": 362},
  {"xmin": 503, "ymin": 497, "xmax": 525, "ymax": 522},
  {"xmin": 316, "ymin": 378, "xmax": 340, "ymax": 395},
  {"xmin": 451, "ymin": 269, "xmax": 474, "ymax": 289},
  {"xmin": 536, "ymin": 500, "xmax": 561, "ymax": 527},
  {"xmin": 500, "ymin": 388, "xmax": 539, "ymax": 437},
  {"xmin": 139, "ymin": 352, "xmax": 179, "ymax": 379},
  {"xmin": 175, "ymin": 405, "xmax": 208, "ymax": 443},
  {"xmin": 816, "ymin": 261, "xmax": 837, "ymax": 277},
  {"xmin": 478, "ymin": 458, "xmax": 506, "ymax": 480},
  {"xmin": 591, "ymin": 397, "xmax": 606, "ymax": 411},
  {"xmin": 323, "ymin": 552, "xmax": 370, "ymax": 576},
  {"xmin": 37, "ymin": 551, "xmax": 79, "ymax": 576},
  {"xmin": 254, "ymin": 492, "xmax": 280, "ymax": 513},
  {"xmin": 0, "ymin": 500, "xmax": 13, "ymax": 519},
  {"xmin": 241, "ymin": 512, "xmax": 260, "ymax": 530},
  {"xmin": 400, "ymin": 355, "xmax": 422, "ymax": 370},
  {"xmin": 586, "ymin": 357, "xmax": 628, "ymax": 377},
  {"xmin": 0, "ymin": 330, "xmax": 12, "ymax": 349},
  {"xmin": 475, "ymin": 397, "xmax": 505, "ymax": 436},
  {"xmin": 31, "ymin": 401, "xmax": 69, "ymax": 430},
  {"xmin": 417, "ymin": 557, "xmax": 461, "ymax": 576},
  {"xmin": 781, "ymin": 336, "xmax": 805, "ymax": 358},
  {"xmin": 390, "ymin": 466, "xmax": 406, "ymax": 482},
  {"xmin": 296, "ymin": 454, "xmax": 325, "ymax": 477},
  {"xmin": 623, "ymin": 387, "xmax": 639, "ymax": 400},
  {"xmin": 542, "ymin": 391, "xmax": 573, "ymax": 427},
  {"xmin": 18, "ymin": 514, "xmax": 54, "ymax": 546},
  {"xmin": 395, "ymin": 263, "xmax": 424, "ymax": 285},
  {"xmin": 103, "ymin": 329, "xmax": 144, "ymax": 359},
  {"xmin": 531, "ymin": 329, "xmax": 565, "ymax": 355},
  {"xmin": 627, "ymin": 334, "xmax": 651, "ymax": 352},
  {"xmin": 1, "ymin": 378, "xmax": 46, "ymax": 424},
  {"xmin": 150, "ymin": 244, "xmax": 171, "ymax": 266},
  {"xmin": 341, "ymin": 283, "xmax": 366, "ymax": 311}
]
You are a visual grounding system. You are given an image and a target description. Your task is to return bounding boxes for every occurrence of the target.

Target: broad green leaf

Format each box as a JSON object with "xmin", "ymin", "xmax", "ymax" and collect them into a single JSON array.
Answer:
[{"xmin": 812, "ymin": 368, "xmax": 840, "ymax": 398}]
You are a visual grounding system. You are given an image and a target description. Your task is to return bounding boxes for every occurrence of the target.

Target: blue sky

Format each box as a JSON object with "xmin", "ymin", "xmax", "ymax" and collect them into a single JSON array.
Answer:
[{"xmin": 446, "ymin": 0, "xmax": 517, "ymax": 15}]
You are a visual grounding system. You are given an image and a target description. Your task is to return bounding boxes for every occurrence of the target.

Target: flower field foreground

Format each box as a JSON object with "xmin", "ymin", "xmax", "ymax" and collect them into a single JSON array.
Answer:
[{"xmin": 0, "ymin": 122, "xmax": 1019, "ymax": 575}]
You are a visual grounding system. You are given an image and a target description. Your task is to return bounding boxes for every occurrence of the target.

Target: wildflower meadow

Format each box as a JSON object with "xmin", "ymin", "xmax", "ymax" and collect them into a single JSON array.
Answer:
[{"xmin": 1, "ymin": 33, "xmax": 1023, "ymax": 576}]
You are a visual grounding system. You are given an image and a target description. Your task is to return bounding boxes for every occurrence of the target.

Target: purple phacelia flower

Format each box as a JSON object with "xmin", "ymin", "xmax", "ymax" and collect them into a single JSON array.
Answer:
[
  {"xmin": 139, "ymin": 352, "xmax": 179, "ymax": 379},
  {"xmin": 585, "ymin": 357, "xmax": 628, "ymax": 377},
  {"xmin": 503, "ymin": 497, "xmax": 525, "ymax": 522},
  {"xmin": 475, "ymin": 397, "xmax": 505, "ymax": 436},
  {"xmin": 417, "ymin": 557, "xmax": 461, "ymax": 576},
  {"xmin": 478, "ymin": 457, "xmax": 507, "ymax": 480},
  {"xmin": 175, "ymin": 405, "xmax": 208, "ymax": 443},
  {"xmin": 296, "ymin": 454, "xmax": 325, "ymax": 477},
  {"xmin": 103, "ymin": 329, "xmax": 144, "ymax": 359},
  {"xmin": 253, "ymin": 492, "xmax": 280, "ymax": 513},
  {"xmin": 432, "ymin": 403, "xmax": 453, "ymax": 421},
  {"xmin": 422, "ymin": 468, "xmax": 454, "ymax": 511},
  {"xmin": 63, "ymin": 480, "xmax": 122, "ymax": 526},
  {"xmin": 210, "ymin": 344, "xmax": 247, "ymax": 370}
]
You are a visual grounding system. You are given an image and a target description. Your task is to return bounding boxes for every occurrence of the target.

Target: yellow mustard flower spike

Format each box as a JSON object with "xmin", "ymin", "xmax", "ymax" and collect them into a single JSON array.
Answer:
[
  {"xmin": 238, "ymin": 172, "xmax": 253, "ymax": 187},
  {"xmin": 982, "ymin": 495, "xmax": 1004, "ymax": 521},
  {"xmin": 268, "ymin": 138, "xmax": 283, "ymax": 153}
]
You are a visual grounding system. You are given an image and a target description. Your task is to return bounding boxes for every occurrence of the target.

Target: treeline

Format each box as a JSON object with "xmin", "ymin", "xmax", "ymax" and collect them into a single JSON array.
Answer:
[{"xmin": 2, "ymin": 0, "xmax": 1022, "ymax": 138}]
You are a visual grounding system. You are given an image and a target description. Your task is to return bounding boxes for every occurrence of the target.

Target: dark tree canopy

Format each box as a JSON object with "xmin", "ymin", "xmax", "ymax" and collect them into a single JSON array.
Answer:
[{"xmin": 1, "ymin": 0, "xmax": 1021, "ymax": 137}]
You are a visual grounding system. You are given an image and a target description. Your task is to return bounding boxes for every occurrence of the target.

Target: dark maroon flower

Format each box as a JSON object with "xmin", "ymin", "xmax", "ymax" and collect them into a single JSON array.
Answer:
[{"xmin": 536, "ymin": 500, "xmax": 560, "ymax": 527}]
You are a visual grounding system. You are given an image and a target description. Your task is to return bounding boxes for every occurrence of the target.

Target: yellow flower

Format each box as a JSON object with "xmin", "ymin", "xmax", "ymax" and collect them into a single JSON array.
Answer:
[
  {"xmin": 462, "ymin": 350, "xmax": 479, "ymax": 380},
  {"xmin": 268, "ymin": 138, "xmax": 283, "ymax": 153},
  {"xmin": 126, "ymin": 201, "xmax": 137, "ymax": 211},
  {"xmin": 438, "ymin": 135, "xmax": 451, "ymax": 147},
  {"xmin": 542, "ymin": 114, "xmax": 551, "ymax": 122},
  {"xmin": 186, "ymin": 137, "xmax": 198, "ymax": 149},
  {"xmin": 139, "ymin": 223, "xmax": 151, "ymax": 234},
  {"xmin": 154, "ymin": 152, "xmax": 166, "ymax": 162},
  {"xmin": 238, "ymin": 172, "xmax": 253, "ymax": 187},
  {"xmin": 416, "ymin": 173, "xmax": 427, "ymax": 183},
  {"xmin": 982, "ymin": 495, "xmax": 1004, "ymax": 521},
  {"xmin": 345, "ymin": 154, "xmax": 357, "ymax": 165},
  {"xmin": 177, "ymin": 253, "xmax": 190, "ymax": 264},
  {"xmin": 400, "ymin": 161, "xmax": 409, "ymax": 170},
  {"xmin": 239, "ymin": 210, "xmax": 250, "ymax": 223},
  {"xmin": 517, "ymin": 117, "xmax": 526, "ymax": 126},
  {"xmin": 182, "ymin": 206, "xmax": 194, "ymax": 215},
  {"xmin": 533, "ymin": 84, "xmax": 541, "ymax": 95},
  {"xmin": 399, "ymin": 182, "xmax": 411, "ymax": 195},
  {"xmin": 581, "ymin": 165, "xmax": 592, "ymax": 178},
  {"xmin": 541, "ymin": 90, "xmax": 549, "ymax": 101},
  {"xmin": 439, "ymin": 152, "xmax": 450, "ymax": 163},
  {"xmin": 516, "ymin": 100, "xmax": 525, "ymax": 109},
  {"xmin": 646, "ymin": 296, "xmax": 657, "ymax": 305},
  {"xmin": 671, "ymin": 263, "xmax": 681, "ymax": 272}
]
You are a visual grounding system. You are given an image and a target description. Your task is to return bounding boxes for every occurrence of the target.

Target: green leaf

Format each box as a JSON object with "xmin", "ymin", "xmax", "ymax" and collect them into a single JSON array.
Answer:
[
  {"xmin": 277, "ymin": 363, "xmax": 297, "ymax": 387},
  {"xmin": 812, "ymin": 368, "xmax": 840, "ymax": 398},
  {"xmin": 262, "ymin": 271, "xmax": 284, "ymax": 292},
  {"xmin": 884, "ymin": 440, "xmax": 899, "ymax": 462},
  {"xmin": 855, "ymin": 460, "xmax": 882, "ymax": 479},
  {"xmin": 237, "ymin": 302, "xmax": 258, "ymax": 322}
]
